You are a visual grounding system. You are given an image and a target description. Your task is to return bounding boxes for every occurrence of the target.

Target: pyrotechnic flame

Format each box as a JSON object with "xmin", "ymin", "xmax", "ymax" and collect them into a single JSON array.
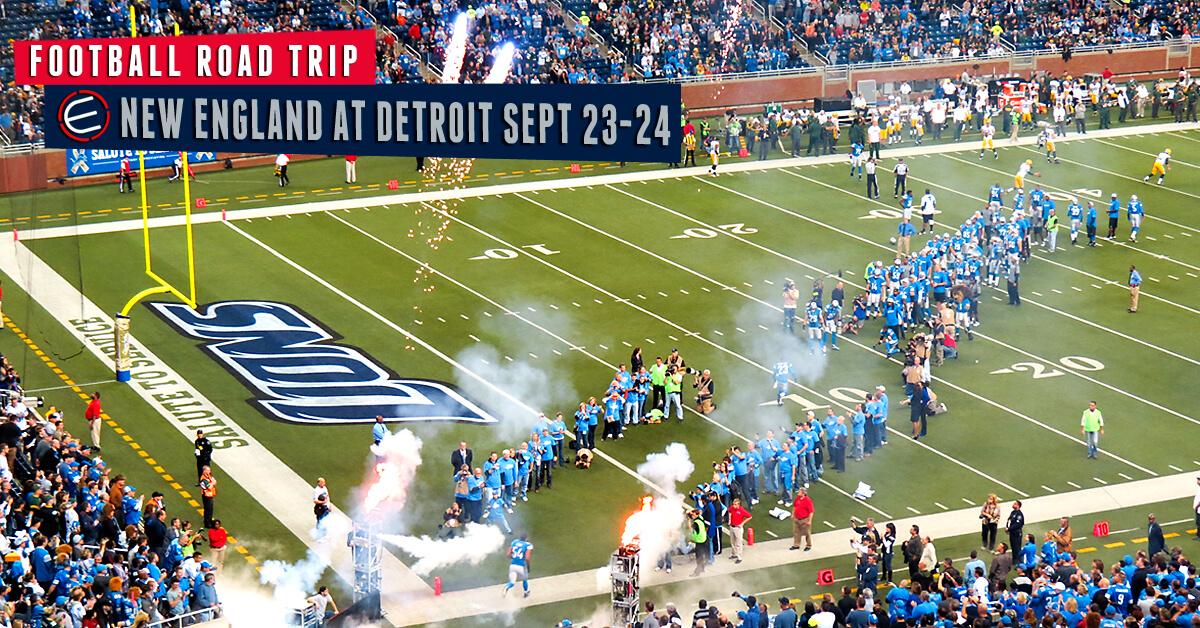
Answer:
[{"xmin": 619, "ymin": 495, "xmax": 655, "ymax": 547}]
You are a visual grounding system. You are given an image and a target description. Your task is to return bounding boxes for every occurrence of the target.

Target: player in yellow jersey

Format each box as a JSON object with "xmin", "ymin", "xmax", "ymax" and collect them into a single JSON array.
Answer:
[
  {"xmin": 979, "ymin": 118, "xmax": 997, "ymax": 159},
  {"xmin": 1143, "ymin": 148, "xmax": 1171, "ymax": 185}
]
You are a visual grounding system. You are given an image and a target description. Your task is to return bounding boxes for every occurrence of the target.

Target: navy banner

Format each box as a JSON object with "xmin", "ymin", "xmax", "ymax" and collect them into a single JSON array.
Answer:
[
  {"xmin": 45, "ymin": 84, "xmax": 682, "ymax": 162},
  {"xmin": 66, "ymin": 149, "xmax": 216, "ymax": 177}
]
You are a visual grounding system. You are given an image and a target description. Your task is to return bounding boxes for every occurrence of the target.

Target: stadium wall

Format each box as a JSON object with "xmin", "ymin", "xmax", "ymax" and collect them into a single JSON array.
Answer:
[{"xmin": 683, "ymin": 44, "xmax": 1200, "ymax": 114}]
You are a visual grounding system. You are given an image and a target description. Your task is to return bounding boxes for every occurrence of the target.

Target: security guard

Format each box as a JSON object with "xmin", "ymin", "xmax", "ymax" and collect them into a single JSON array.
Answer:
[
  {"xmin": 200, "ymin": 466, "xmax": 218, "ymax": 528},
  {"xmin": 194, "ymin": 430, "xmax": 213, "ymax": 485}
]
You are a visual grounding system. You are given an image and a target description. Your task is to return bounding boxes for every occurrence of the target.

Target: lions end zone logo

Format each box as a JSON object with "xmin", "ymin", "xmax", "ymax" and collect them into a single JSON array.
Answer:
[
  {"xmin": 148, "ymin": 300, "xmax": 498, "ymax": 425},
  {"xmin": 57, "ymin": 89, "xmax": 110, "ymax": 143}
]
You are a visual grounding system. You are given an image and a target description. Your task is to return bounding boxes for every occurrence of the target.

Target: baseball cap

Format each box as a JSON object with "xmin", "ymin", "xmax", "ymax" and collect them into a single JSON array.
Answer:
[{"xmin": 1104, "ymin": 607, "xmax": 1116, "ymax": 616}]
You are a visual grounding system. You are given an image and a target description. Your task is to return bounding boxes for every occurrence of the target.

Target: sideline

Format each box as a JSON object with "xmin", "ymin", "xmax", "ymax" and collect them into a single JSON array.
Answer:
[
  {"xmin": 14, "ymin": 122, "xmax": 1200, "ymax": 242},
  {"xmin": 0, "ymin": 240, "xmax": 434, "ymax": 600}
]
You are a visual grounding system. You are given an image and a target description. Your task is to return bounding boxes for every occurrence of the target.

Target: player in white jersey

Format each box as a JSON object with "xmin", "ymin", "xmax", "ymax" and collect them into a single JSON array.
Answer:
[
  {"xmin": 1010, "ymin": 159, "xmax": 1039, "ymax": 191},
  {"xmin": 1143, "ymin": 148, "xmax": 1171, "ymax": 185},
  {"xmin": 707, "ymin": 138, "xmax": 720, "ymax": 176},
  {"xmin": 979, "ymin": 119, "xmax": 997, "ymax": 160}
]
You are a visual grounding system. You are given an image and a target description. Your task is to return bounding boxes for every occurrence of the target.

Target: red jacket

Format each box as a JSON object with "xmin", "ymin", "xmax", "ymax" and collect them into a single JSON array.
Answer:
[
  {"xmin": 793, "ymin": 495, "xmax": 814, "ymax": 520},
  {"xmin": 85, "ymin": 398, "xmax": 102, "ymax": 421}
]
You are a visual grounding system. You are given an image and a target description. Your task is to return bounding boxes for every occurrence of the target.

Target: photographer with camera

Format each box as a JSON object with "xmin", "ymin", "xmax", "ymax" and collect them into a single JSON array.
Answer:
[{"xmin": 693, "ymin": 369, "xmax": 714, "ymax": 415}]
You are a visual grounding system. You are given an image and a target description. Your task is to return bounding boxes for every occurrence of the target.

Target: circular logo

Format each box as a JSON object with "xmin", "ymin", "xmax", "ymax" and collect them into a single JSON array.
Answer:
[{"xmin": 57, "ymin": 89, "xmax": 110, "ymax": 143}]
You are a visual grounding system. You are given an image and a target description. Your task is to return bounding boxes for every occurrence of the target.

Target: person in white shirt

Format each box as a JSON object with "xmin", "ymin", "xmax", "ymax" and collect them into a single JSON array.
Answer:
[
  {"xmin": 919, "ymin": 190, "xmax": 937, "ymax": 234},
  {"xmin": 274, "ymin": 153, "xmax": 291, "ymax": 187},
  {"xmin": 867, "ymin": 122, "xmax": 882, "ymax": 159},
  {"xmin": 892, "ymin": 158, "xmax": 909, "ymax": 198}
]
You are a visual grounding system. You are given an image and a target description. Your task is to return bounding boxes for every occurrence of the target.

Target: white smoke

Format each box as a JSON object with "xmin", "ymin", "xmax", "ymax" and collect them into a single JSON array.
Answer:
[
  {"xmin": 453, "ymin": 344, "xmax": 580, "ymax": 442},
  {"xmin": 380, "ymin": 523, "xmax": 506, "ymax": 575},
  {"xmin": 360, "ymin": 428, "xmax": 424, "ymax": 516},
  {"xmin": 623, "ymin": 443, "xmax": 695, "ymax": 564}
]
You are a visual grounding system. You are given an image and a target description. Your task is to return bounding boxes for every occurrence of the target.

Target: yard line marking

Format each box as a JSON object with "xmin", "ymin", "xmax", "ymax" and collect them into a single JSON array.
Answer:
[
  {"xmin": 1169, "ymin": 275, "xmax": 1180, "ymax": 280},
  {"xmin": 572, "ymin": 301, "xmax": 582, "ymax": 307},
  {"xmin": 520, "ymin": 192, "xmax": 1029, "ymax": 497},
  {"xmin": 736, "ymin": 327, "xmax": 746, "ymax": 334},
  {"xmin": 916, "ymin": 169, "xmax": 1200, "ymax": 315},
  {"xmin": 1118, "ymin": 473, "xmax": 1133, "ymax": 480},
  {"xmin": 823, "ymin": 520, "xmax": 836, "ymax": 529},
  {"xmin": 504, "ymin": 356, "xmax": 514, "ymax": 362},
  {"xmin": 1146, "ymin": 236, "xmax": 1158, "ymax": 241},
  {"xmin": 637, "ymin": 294, "xmax": 647, "ymax": 300},
  {"xmin": 764, "ymin": 279, "xmax": 774, "ymax": 285},
  {"xmin": 437, "ymin": 316, "xmax": 447, "ymax": 323},
  {"xmin": 1051, "ymin": 289, "xmax": 1063, "ymax": 294},
  {"xmin": 658, "ymin": 291, "xmax": 670, "ymax": 297},
  {"xmin": 528, "ymin": 353, "xmax": 539, "ymax": 359},
  {"xmin": 934, "ymin": 502, "xmax": 948, "ymax": 510},
  {"xmin": 1071, "ymin": 286, "xmax": 1083, "ymax": 292},
  {"xmin": 1067, "ymin": 481, "xmax": 1082, "ymax": 489},
  {"xmin": 956, "ymin": 152, "xmax": 1200, "ymax": 268},
  {"xmin": 907, "ymin": 507, "xmax": 922, "ymax": 514},
  {"xmin": 1190, "ymin": 273, "xmax": 1199, "ymax": 278},
  {"xmin": 598, "ymin": 344, "xmax": 609, "ymax": 350},
  {"xmin": 668, "ymin": 335, "xmax": 679, "ymax": 341},
  {"xmin": 713, "ymin": 330, "xmax": 725, "ymax": 336},
  {"xmin": 1031, "ymin": 291, "xmax": 1043, "ymax": 297},
  {"xmin": 765, "ymin": 530, "xmax": 779, "ymax": 538},
  {"xmin": 549, "ymin": 304, "xmax": 559, "ymax": 310},
  {"xmin": 459, "ymin": 313, "xmax": 470, "ymax": 320},
  {"xmin": 1149, "ymin": 277, "xmax": 1160, "ymax": 282},
  {"xmin": 758, "ymin": 324, "xmax": 770, "ymax": 331},
  {"xmin": 1091, "ymin": 284, "xmax": 1104, "ymax": 290},
  {"xmin": 526, "ymin": 306, "xmax": 537, "ymax": 313},
  {"xmin": 1164, "ymin": 234, "xmax": 1175, "ymax": 239},
  {"xmin": 664, "ymin": 182, "xmax": 1173, "ymax": 467},
  {"xmin": 645, "ymin": 338, "xmax": 656, "ymax": 344},
  {"xmin": 483, "ymin": 311, "xmax": 493, "ymax": 317},
  {"xmin": 594, "ymin": 298, "xmax": 603, "ymax": 304},
  {"xmin": 1094, "ymin": 477, "xmax": 1108, "ymax": 485},
  {"xmin": 414, "ymin": 201, "xmax": 899, "ymax": 519},
  {"xmin": 785, "ymin": 167, "xmax": 1200, "ymax": 367},
  {"xmin": 1169, "ymin": 464, "xmax": 1184, "ymax": 472},
  {"xmin": 701, "ymin": 287, "xmax": 711, "ymax": 292},
  {"xmin": 961, "ymin": 497, "xmax": 976, "ymax": 506},
  {"xmin": 468, "ymin": 334, "xmax": 481, "ymax": 342},
  {"xmin": 552, "ymin": 349, "xmax": 562, "ymax": 356},
  {"xmin": 413, "ymin": 319, "xmax": 423, "ymax": 325},
  {"xmin": 1041, "ymin": 485, "xmax": 1056, "ymax": 493},
  {"xmin": 622, "ymin": 341, "xmax": 632, "ymax": 347},
  {"xmin": 238, "ymin": 218, "xmax": 672, "ymax": 520}
]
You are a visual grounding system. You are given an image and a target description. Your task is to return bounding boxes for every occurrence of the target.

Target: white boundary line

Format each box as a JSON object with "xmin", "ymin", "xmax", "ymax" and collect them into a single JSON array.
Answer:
[
  {"xmin": 12, "ymin": 122, "xmax": 1200, "ymax": 243},
  {"xmin": 0, "ymin": 240, "xmax": 434, "ymax": 598}
]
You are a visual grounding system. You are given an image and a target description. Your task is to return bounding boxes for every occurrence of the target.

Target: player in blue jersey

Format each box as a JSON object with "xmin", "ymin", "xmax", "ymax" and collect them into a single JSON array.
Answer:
[
  {"xmin": 503, "ymin": 535, "xmax": 533, "ymax": 597},
  {"xmin": 772, "ymin": 361, "xmax": 792, "ymax": 405},
  {"xmin": 804, "ymin": 301, "xmax": 823, "ymax": 354},
  {"xmin": 988, "ymin": 183, "xmax": 1004, "ymax": 206},
  {"xmin": 1066, "ymin": 200, "xmax": 1083, "ymax": 245},
  {"xmin": 822, "ymin": 300, "xmax": 842, "ymax": 352},
  {"xmin": 849, "ymin": 142, "xmax": 864, "ymax": 179},
  {"xmin": 1106, "ymin": 193, "xmax": 1121, "ymax": 239},
  {"xmin": 1086, "ymin": 202, "xmax": 1098, "ymax": 246},
  {"xmin": 1127, "ymin": 194, "xmax": 1144, "ymax": 242}
]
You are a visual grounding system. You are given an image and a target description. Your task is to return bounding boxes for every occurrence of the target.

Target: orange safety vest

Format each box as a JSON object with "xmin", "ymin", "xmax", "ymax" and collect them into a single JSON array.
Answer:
[{"xmin": 201, "ymin": 477, "xmax": 217, "ymax": 498}]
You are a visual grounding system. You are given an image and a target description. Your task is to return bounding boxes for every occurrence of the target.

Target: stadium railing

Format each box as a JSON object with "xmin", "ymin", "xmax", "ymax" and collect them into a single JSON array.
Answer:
[{"xmin": 146, "ymin": 605, "xmax": 226, "ymax": 628}]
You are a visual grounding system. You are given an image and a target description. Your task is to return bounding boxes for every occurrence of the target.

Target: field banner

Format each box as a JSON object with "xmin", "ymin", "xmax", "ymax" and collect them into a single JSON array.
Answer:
[
  {"xmin": 66, "ymin": 149, "xmax": 216, "ymax": 177},
  {"xmin": 44, "ymin": 83, "xmax": 683, "ymax": 163}
]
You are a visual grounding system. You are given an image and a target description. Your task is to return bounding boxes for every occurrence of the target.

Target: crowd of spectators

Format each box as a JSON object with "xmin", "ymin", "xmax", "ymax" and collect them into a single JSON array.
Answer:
[{"xmin": 0, "ymin": 355, "xmax": 226, "ymax": 625}]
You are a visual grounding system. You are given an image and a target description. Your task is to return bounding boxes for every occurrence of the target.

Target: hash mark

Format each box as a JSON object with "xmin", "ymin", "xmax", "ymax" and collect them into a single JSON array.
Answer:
[
  {"xmin": 1052, "ymin": 289, "xmax": 1063, "ymax": 294},
  {"xmin": 598, "ymin": 344, "xmax": 609, "ymax": 350},
  {"xmin": 1091, "ymin": 284, "xmax": 1103, "ymax": 289},
  {"xmin": 1031, "ymin": 291, "xmax": 1043, "ymax": 297},
  {"xmin": 459, "ymin": 314, "xmax": 470, "ymax": 320},
  {"xmin": 961, "ymin": 497, "xmax": 976, "ymax": 505},
  {"xmin": 736, "ymin": 327, "xmax": 746, "ymax": 334},
  {"xmin": 668, "ymin": 335, "xmax": 679, "ymax": 341},
  {"xmin": 549, "ymin": 304, "xmax": 559, "ymax": 310},
  {"xmin": 528, "ymin": 353, "xmax": 538, "ymax": 359},
  {"xmin": 527, "ymin": 307, "xmax": 537, "ymax": 313},
  {"xmin": 622, "ymin": 341, "xmax": 632, "ymax": 347},
  {"xmin": 1067, "ymin": 481, "xmax": 1082, "ymax": 488},
  {"xmin": 934, "ymin": 502, "xmax": 948, "ymax": 510},
  {"xmin": 594, "ymin": 299, "xmax": 603, "ymax": 304},
  {"xmin": 906, "ymin": 506, "xmax": 921, "ymax": 514},
  {"xmin": 680, "ymin": 289, "xmax": 690, "ymax": 295},
  {"xmin": 1071, "ymin": 286, "xmax": 1084, "ymax": 292},
  {"xmin": 504, "ymin": 356, "xmax": 514, "ymax": 362},
  {"xmin": 701, "ymin": 287, "xmax": 712, "ymax": 292},
  {"xmin": 469, "ymin": 334, "xmax": 481, "ymax": 342},
  {"xmin": 572, "ymin": 302, "xmax": 582, "ymax": 308},
  {"xmin": 1093, "ymin": 477, "xmax": 1108, "ymax": 485},
  {"xmin": 552, "ymin": 349, "xmax": 562, "ymax": 356},
  {"xmin": 1041, "ymin": 485, "xmax": 1056, "ymax": 493},
  {"xmin": 645, "ymin": 338, "xmax": 656, "ymax": 344},
  {"xmin": 637, "ymin": 294, "xmax": 647, "ymax": 300},
  {"xmin": 658, "ymin": 291, "xmax": 670, "ymax": 297},
  {"xmin": 437, "ymin": 317, "xmax": 447, "ymax": 323},
  {"xmin": 713, "ymin": 330, "xmax": 725, "ymax": 336},
  {"xmin": 1168, "ymin": 275, "xmax": 1181, "ymax": 281},
  {"xmin": 1118, "ymin": 473, "xmax": 1133, "ymax": 480},
  {"xmin": 1169, "ymin": 464, "xmax": 1184, "ymax": 471}
]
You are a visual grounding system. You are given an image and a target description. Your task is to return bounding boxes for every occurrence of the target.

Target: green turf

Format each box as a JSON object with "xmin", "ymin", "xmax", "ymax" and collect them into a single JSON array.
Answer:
[{"xmin": 3, "ymin": 117, "xmax": 1199, "ymax": 625}]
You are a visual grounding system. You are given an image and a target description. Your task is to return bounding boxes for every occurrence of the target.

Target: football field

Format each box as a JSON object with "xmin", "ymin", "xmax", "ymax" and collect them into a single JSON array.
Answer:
[{"xmin": 1, "ymin": 120, "xmax": 1199, "ymax": 625}]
